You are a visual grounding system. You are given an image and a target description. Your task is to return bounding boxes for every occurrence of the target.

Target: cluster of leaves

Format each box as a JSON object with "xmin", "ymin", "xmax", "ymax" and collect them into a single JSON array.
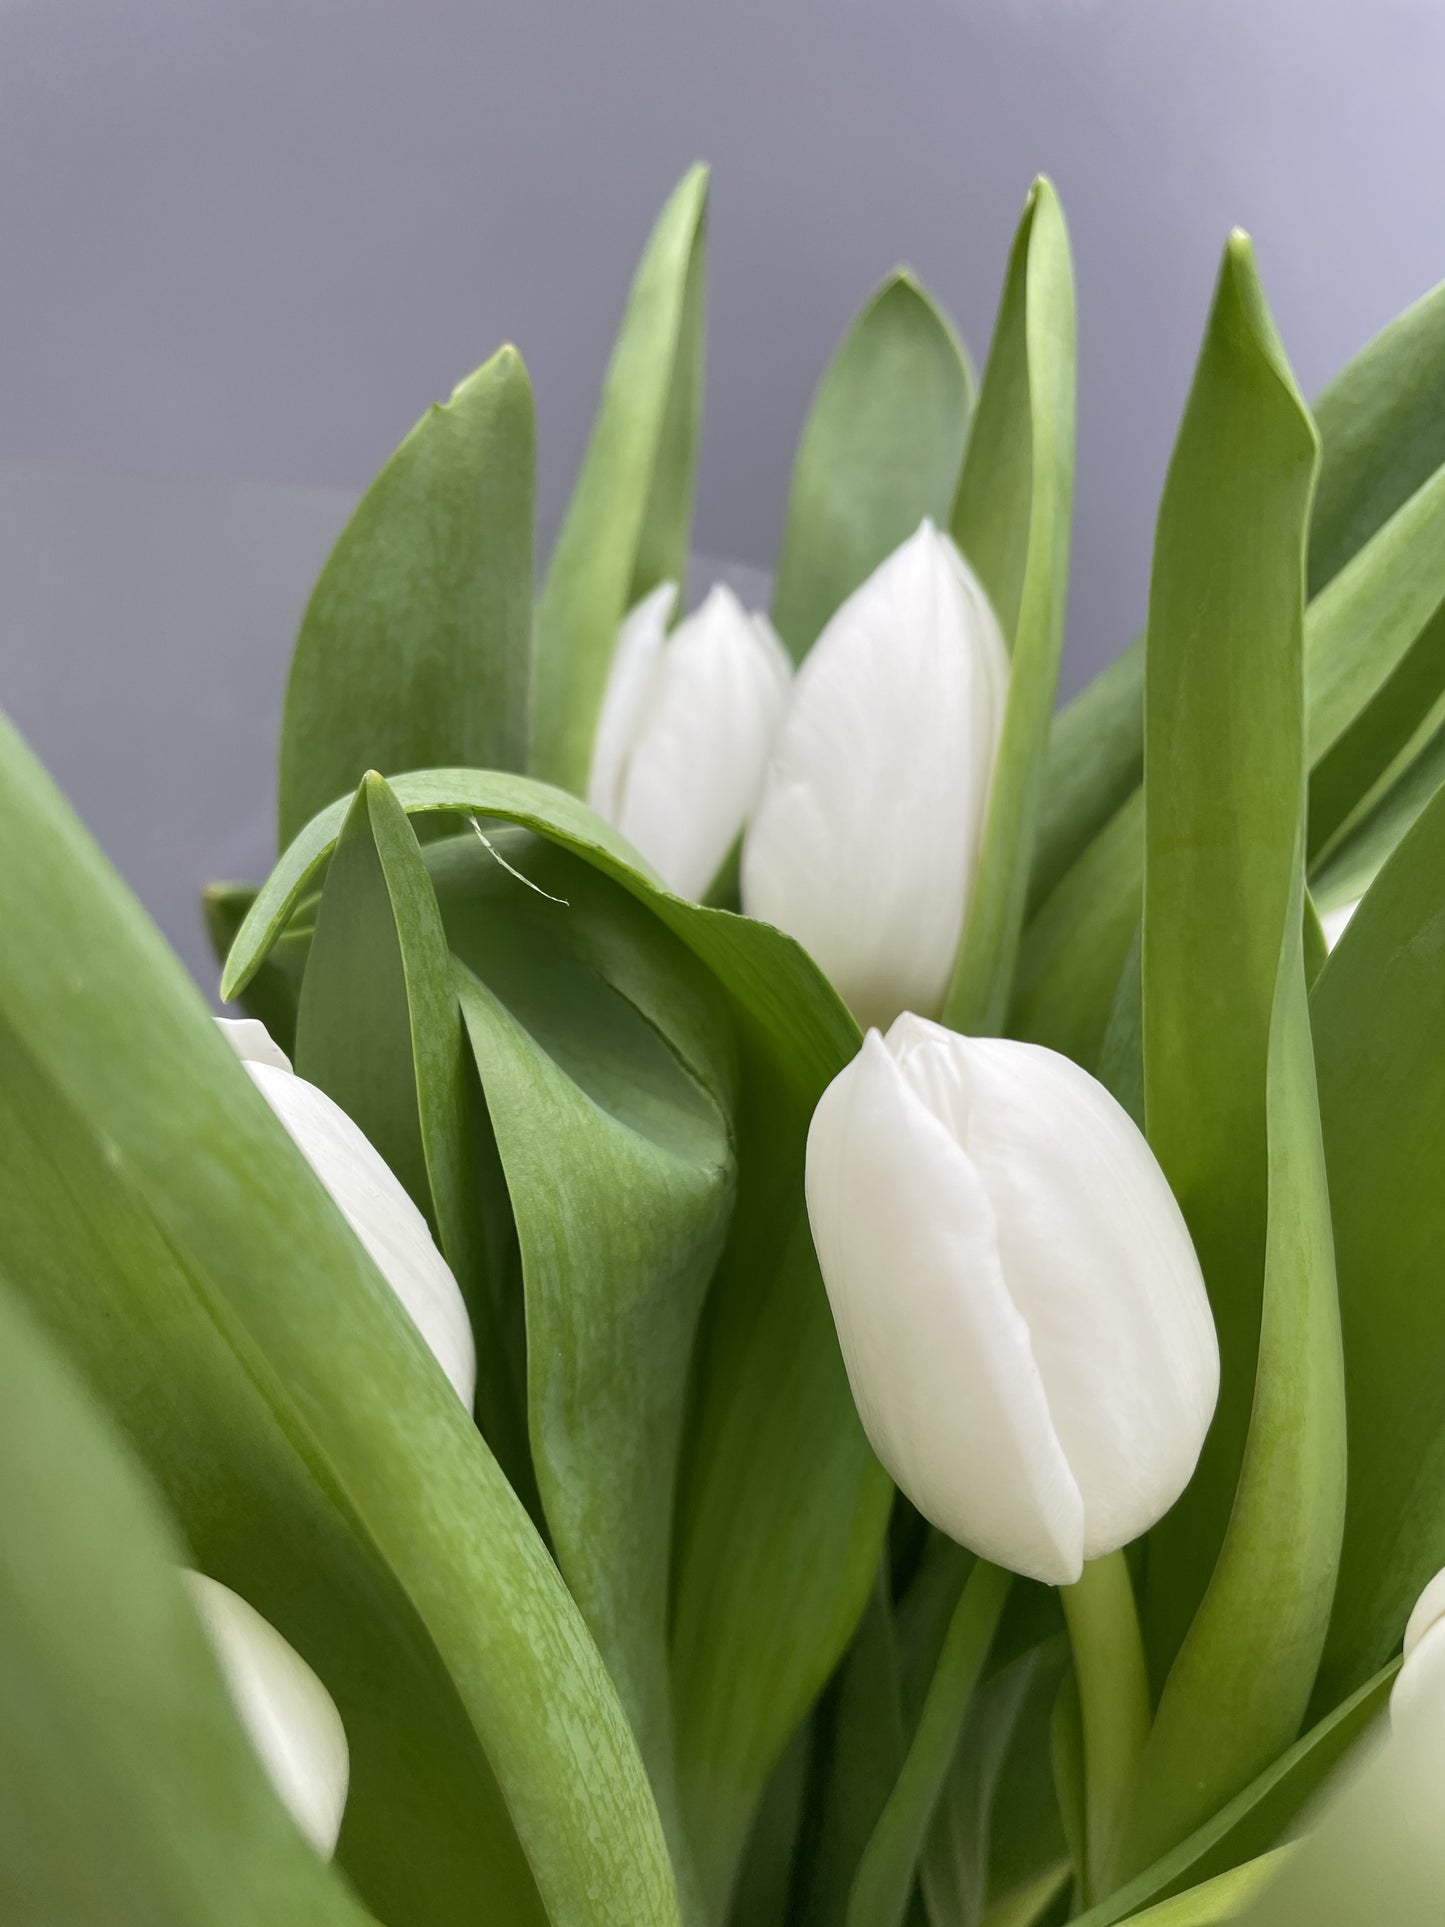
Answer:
[{"xmin": 4, "ymin": 162, "xmax": 1445, "ymax": 1927}]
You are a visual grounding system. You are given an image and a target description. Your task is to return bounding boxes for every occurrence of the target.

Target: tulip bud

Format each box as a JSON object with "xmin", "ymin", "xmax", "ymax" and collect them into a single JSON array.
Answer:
[
  {"xmin": 184, "ymin": 1571, "xmax": 350, "ymax": 1857},
  {"xmin": 1392, "ymin": 1568, "xmax": 1445, "ymax": 1725},
  {"xmin": 216, "ymin": 1018, "xmax": 476, "ymax": 1408},
  {"xmin": 741, "ymin": 520, "xmax": 1010, "ymax": 1031},
  {"xmin": 587, "ymin": 580, "xmax": 793, "ymax": 900},
  {"xmin": 805, "ymin": 1016, "xmax": 1219, "ymax": 1585}
]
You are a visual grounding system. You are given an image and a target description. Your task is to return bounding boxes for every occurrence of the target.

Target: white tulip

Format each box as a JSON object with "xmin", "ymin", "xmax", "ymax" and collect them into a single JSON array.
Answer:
[
  {"xmin": 1392, "ymin": 1568, "xmax": 1445, "ymax": 1725},
  {"xmin": 216, "ymin": 1018, "xmax": 476, "ymax": 1408},
  {"xmin": 805, "ymin": 1016, "xmax": 1219, "ymax": 1585},
  {"xmin": 742, "ymin": 520, "xmax": 1010, "ymax": 1031},
  {"xmin": 184, "ymin": 1571, "xmax": 350, "ymax": 1857},
  {"xmin": 587, "ymin": 580, "xmax": 793, "ymax": 900}
]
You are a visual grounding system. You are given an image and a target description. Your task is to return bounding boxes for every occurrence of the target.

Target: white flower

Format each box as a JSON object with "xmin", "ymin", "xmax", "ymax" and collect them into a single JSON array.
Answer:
[
  {"xmin": 804, "ymin": 1015, "xmax": 1219, "ymax": 1585},
  {"xmin": 217, "ymin": 1019, "xmax": 476, "ymax": 1408},
  {"xmin": 587, "ymin": 580, "xmax": 793, "ymax": 899},
  {"xmin": 184, "ymin": 1571, "xmax": 349, "ymax": 1857},
  {"xmin": 741, "ymin": 520, "xmax": 1010, "ymax": 1031},
  {"xmin": 1392, "ymin": 1568, "xmax": 1445, "ymax": 1725}
]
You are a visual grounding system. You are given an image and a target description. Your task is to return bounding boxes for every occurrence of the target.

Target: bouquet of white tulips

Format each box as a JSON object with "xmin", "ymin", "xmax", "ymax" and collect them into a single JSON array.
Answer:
[{"xmin": 8, "ymin": 161, "xmax": 1445, "ymax": 1927}]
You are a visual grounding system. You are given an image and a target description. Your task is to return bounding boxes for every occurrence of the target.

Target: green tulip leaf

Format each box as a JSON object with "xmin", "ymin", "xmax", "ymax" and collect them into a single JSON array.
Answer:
[
  {"xmin": 1310, "ymin": 775, "xmax": 1445, "ymax": 1701},
  {"xmin": 1069, "ymin": 1665, "xmax": 1392, "ymax": 1927},
  {"xmin": 0, "ymin": 712, "xmax": 680, "ymax": 1927},
  {"xmin": 0, "ymin": 1274, "xmax": 378, "ymax": 1927},
  {"xmin": 1117, "ymin": 1849, "xmax": 1294, "ymax": 1927},
  {"xmin": 1022, "ymin": 273, "xmax": 1445, "ymax": 1058},
  {"xmin": 430, "ymin": 827, "xmax": 738, "ymax": 1912},
  {"xmin": 278, "ymin": 345, "xmax": 535, "ymax": 846},
  {"xmin": 292, "ymin": 774, "xmax": 534, "ymax": 1508},
  {"xmin": 222, "ymin": 764, "xmax": 893, "ymax": 1923},
  {"xmin": 533, "ymin": 165, "xmax": 709, "ymax": 793},
  {"xmin": 204, "ymin": 879, "xmax": 302, "ymax": 1053},
  {"xmin": 1134, "ymin": 237, "xmax": 1344, "ymax": 1844},
  {"xmin": 943, "ymin": 176, "xmax": 1077, "ymax": 1035},
  {"xmin": 771, "ymin": 271, "xmax": 975, "ymax": 660}
]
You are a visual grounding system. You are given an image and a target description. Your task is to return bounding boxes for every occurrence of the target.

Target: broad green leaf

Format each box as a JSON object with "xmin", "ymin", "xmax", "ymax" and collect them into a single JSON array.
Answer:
[
  {"xmin": 1309, "ymin": 701, "xmax": 1445, "ymax": 910},
  {"xmin": 0, "ymin": 713, "xmax": 679, "ymax": 1927},
  {"xmin": 725, "ymin": 1724, "xmax": 812, "ymax": 1927},
  {"xmin": 1069, "ymin": 1666, "xmax": 1391, "ymax": 1927},
  {"xmin": 533, "ymin": 166, "xmax": 709, "ymax": 792},
  {"xmin": 204, "ymin": 881, "xmax": 302, "ymax": 1052},
  {"xmin": 432, "ymin": 829, "xmax": 737, "ymax": 1913},
  {"xmin": 1023, "ymin": 273, "xmax": 1445, "ymax": 1050},
  {"xmin": 278, "ymin": 346, "xmax": 535, "ymax": 845},
  {"xmin": 1119, "ymin": 1850, "xmax": 1293, "ymax": 1926},
  {"xmin": 943, "ymin": 177, "xmax": 1077, "ymax": 1034},
  {"xmin": 1311, "ymin": 777, "xmax": 1445, "ymax": 1701},
  {"xmin": 221, "ymin": 765, "xmax": 893, "ymax": 1923},
  {"xmin": 978, "ymin": 1865, "xmax": 1071, "ymax": 1927},
  {"xmin": 293, "ymin": 775, "xmax": 534, "ymax": 1511},
  {"xmin": 771, "ymin": 271, "xmax": 975, "ymax": 659},
  {"xmin": 0, "ymin": 1274, "xmax": 377, "ymax": 1927},
  {"xmin": 1309, "ymin": 274, "xmax": 1445, "ymax": 592},
  {"xmin": 849, "ymin": 1564, "xmax": 1012, "ymax": 1927},
  {"xmin": 1137, "ymin": 238, "xmax": 1339, "ymax": 1719}
]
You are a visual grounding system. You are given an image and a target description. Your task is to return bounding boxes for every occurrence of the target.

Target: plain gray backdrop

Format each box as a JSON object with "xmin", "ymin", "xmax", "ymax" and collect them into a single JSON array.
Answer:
[{"xmin": 4, "ymin": 0, "xmax": 1445, "ymax": 985}]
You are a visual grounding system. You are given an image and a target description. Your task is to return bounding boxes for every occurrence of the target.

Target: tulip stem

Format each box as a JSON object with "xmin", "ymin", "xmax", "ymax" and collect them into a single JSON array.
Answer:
[{"xmin": 1060, "ymin": 1551, "xmax": 1152, "ymax": 1907}]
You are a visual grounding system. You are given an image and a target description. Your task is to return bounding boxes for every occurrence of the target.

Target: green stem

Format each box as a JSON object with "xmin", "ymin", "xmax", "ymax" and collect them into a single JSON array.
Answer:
[
  {"xmin": 1060, "ymin": 1551, "xmax": 1152, "ymax": 1906},
  {"xmin": 847, "ymin": 1559, "xmax": 1012, "ymax": 1927}
]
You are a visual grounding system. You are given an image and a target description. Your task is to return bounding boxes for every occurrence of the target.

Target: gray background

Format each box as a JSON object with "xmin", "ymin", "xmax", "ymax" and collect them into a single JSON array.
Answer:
[{"xmin": 4, "ymin": 0, "xmax": 1445, "ymax": 987}]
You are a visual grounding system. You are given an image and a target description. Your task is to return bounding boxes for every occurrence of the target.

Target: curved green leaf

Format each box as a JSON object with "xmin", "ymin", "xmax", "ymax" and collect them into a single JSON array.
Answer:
[
  {"xmin": 433, "ymin": 830, "xmax": 737, "ymax": 1914},
  {"xmin": 1120, "ymin": 1850, "xmax": 1293, "ymax": 1927},
  {"xmin": 0, "ymin": 713, "xmax": 679, "ymax": 1927},
  {"xmin": 1136, "ymin": 238, "xmax": 1344, "ymax": 1806},
  {"xmin": 1070, "ymin": 1666, "xmax": 1391, "ymax": 1927},
  {"xmin": 943, "ymin": 176, "xmax": 1077, "ymax": 1035},
  {"xmin": 278, "ymin": 346, "xmax": 535, "ymax": 846},
  {"xmin": 293, "ymin": 774, "xmax": 534, "ymax": 1509},
  {"xmin": 222, "ymin": 765, "xmax": 893, "ymax": 1923},
  {"xmin": 1024, "ymin": 273, "xmax": 1445, "ymax": 1049},
  {"xmin": 533, "ymin": 166, "xmax": 709, "ymax": 792},
  {"xmin": 204, "ymin": 881, "xmax": 302, "ymax": 1052},
  {"xmin": 771, "ymin": 271, "xmax": 974, "ymax": 660},
  {"xmin": 1311, "ymin": 777, "xmax": 1445, "ymax": 1701},
  {"xmin": 0, "ymin": 1275, "xmax": 378, "ymax": 1927}
]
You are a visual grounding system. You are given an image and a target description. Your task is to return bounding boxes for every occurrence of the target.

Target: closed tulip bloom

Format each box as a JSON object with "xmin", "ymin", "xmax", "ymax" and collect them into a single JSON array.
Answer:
[
  {"xmin": 588, "ymin": 580, "xmax": 793, "ymax": 900},
  {"xmin": 805, "ymin": 1016, "xmax": 1219, "ymax": 1585},
  {"xmin": 184, "ymin": 1572, "xmax": 350, "ymax": 1857},
  {"xmin": 1392, "ymin": 1568, "xmax": 1445, "ymax": 1724},
  {"xmin": 742, "ymin": 520, "xmax": 1010, "ymax": 1030},
  {"xmin": 217, "ymin": 1018, "xmax": 476, "ymax": 1408}
]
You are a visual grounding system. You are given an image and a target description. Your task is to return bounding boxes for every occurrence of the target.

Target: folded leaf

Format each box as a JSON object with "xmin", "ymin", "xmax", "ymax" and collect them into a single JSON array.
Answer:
[
  {"xmin": 0, "ymin": 713, "xmax": 679, "ymax": 1927},
  {"xmin": 1135, "ymin": 237, "xmax": 1344, "ymax": 1818},
  {"xmin": 943, "ymin": 177, "xmax": 1077, "ymax": 1035},
  {"xmin": 533, "ymin": 166, "xmax": 709, "ymax": 793},
  {"xmin": 278, "ymin": 346, "xmax": 536, "ymax": 845},
  {"xmin": 0, "ymin": 1274, "xmax": 377, "ymax": 1927},
  {"xmin": 294, "ymin": 775, "xmax": 534, "ymax": 1509},
  {"xmin": 771, "ymin": 272, "xmax": 974, "ymax": 660},
  {"xmin": 204, "ymin": 881, "xmax": 302, "ymax": 1052}
]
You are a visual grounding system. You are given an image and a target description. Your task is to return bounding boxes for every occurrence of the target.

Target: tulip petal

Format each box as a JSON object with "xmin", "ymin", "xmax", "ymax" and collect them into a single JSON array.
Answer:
[
  {"xmin": 1403, "ymin": 1568, "xmax": 1445, "ymax": 1662},
  {"xmin": 896, "ymin": 1025, "xmax": 1218, "ymax": 1562},
  {"xmin": 806, "ymin": 1029, "xmax": 1084, "ymax": 1584},
  {"xmin": 743, "ymin": 521, "xmax": 1009, "ymax": 1030},
  {"xmin": 616, "ymin": 585, "xmax": 792, "ymax": 898},
  {"xmin": 587, "ymin": 581, "xmax": 678, "ymax": 827},
  {"xmin": 217, "ymin": 1014, "xmax": 294, "ymax": 1073},
  {"xmin": 1392, "ymin": 1616, "xmax": 1445, "ymax": 1726},
  {"xmin": 245, "ymin": 1059, "xmax": 477, "ymax": 1409},
  {"xmin": 184, "ymin": 1572, "xmax": 350, "ymax": 1858}
]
